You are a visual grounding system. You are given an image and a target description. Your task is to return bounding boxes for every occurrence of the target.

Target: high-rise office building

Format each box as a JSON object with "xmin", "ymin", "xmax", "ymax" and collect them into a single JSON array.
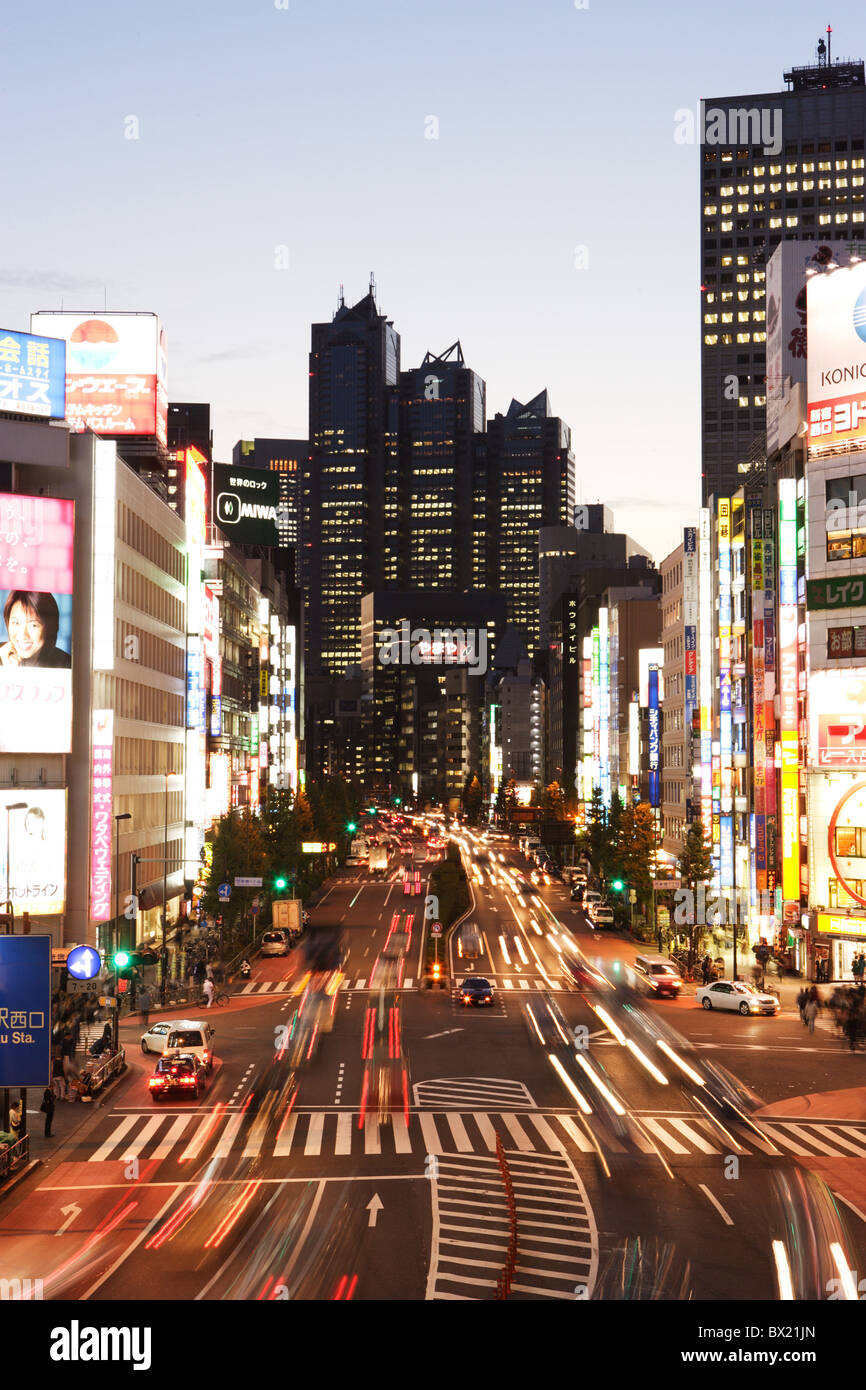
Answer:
[
  {"xmin": 303, "ymin": 281, "xmax": 400, "ymax": 680},
  {"xmin": 167, "ymin": 402, "xmax": 212, "ymax": 521},
  {"xmin": 700, "ymin": 36, "xmax": 866, "ymax": 502},
  {"xmin": 486, "ymin": 391, "xmax": 575, "ymax": 652},
  {"xmin": 398, "ymin": 343, "xmax": 486, "ymax": 591}
]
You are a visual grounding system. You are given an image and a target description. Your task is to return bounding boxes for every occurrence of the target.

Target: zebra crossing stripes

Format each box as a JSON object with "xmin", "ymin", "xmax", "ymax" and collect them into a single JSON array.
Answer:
[
  {"xmin": 413, "ymin": 1077, "xmax": 537, "ymax": 1110},
  {"xmin": 427, "ymin": 1151, "xmax": 598, "ymax": 1301},
  {"xmin": 238, "ymin": 977, "xmax": 416, "ymax": 995}
]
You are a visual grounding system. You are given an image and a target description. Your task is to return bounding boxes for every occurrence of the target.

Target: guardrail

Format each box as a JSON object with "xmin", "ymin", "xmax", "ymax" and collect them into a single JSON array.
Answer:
[
  {"xmin": 0, "ymin": 1134, "xmax": 30, "ymax": 1180},
  {"xmin": 78, "ymin": 1046, "xmax": 126, "ymax": 1098}
]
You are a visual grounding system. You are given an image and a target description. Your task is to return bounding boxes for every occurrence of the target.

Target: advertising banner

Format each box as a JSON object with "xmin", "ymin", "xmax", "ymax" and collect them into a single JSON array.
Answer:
[
  {"xmin": 0, "ymin": 327, "xmax": 66, "ymax": 420},
  {"xmin": 0, "ymin": 791, "xmax": 67, "ymax": 916},
  {"xmin": 779, "ymin": 479, "xmax": 800, "ymax": 901},
  {"xmin": 806, "ymin": 260, "xmax": 866, "ymax": 452},
  {"xmin": 212, "ymin": 462, "xmax": 281, "ymax": 545},
  {"xmin": 648, "ymin": 665, "xmax": 660, "ymax": 807},
  {"xmin": 0, "ymin": 935, "xmax": 51, "ymax": 1088},
  {"xmin": 90, "ymin": 710, "xmax": 114, "ymax": 922},
  {"xmin": 0, "ymin": 493, "xmax": 74, "ymax": 752},
  {"xmin": 30, "ymin": 311, "xmax": 167, "ymax": 444}
]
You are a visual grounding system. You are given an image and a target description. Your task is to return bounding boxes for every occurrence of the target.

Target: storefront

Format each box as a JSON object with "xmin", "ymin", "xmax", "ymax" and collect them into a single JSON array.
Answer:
[{"xmin": 809, "ymin": 910, "xmax": 866, "ymax": 981}]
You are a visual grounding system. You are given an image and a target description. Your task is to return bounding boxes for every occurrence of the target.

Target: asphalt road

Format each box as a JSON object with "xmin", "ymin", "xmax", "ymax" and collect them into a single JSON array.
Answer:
[{"xmin": 3, "ymin": 824, "xmax": 866, "ymax": 1302}]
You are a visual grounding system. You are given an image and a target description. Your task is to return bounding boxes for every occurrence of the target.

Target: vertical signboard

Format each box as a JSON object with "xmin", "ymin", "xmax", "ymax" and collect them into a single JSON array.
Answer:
[
  {"xmin": 763, "ymin": 511, "xmax": 777, "ymax": 893},
  {"xmin": 683, "ymin": 526, "xmax": 698, "ymax": 822},
  {"xmin": 779, "ymin": 478, "xmax": 800, "ymax": 902},
  {"xmin": 599, "ymin": 607, "xmax": 610, "ymax": 807},
  {"xmin": 648, "ymin": 665, "xmax": 660, "ymax": 807},
  {"xmin": 0, "ymin": 936, "xmax": 51, "ymax": 1088},
  {"xmin": 89, "ymin": 709, "xmax": 114, "ymax": 922},
  {"xmin": 699, "ymin": 508, "xmax": 714, "ymax": 845},
  {"xmin": 591, "ymin": 625, "xmax": 600, "ymax": 797},
  {"xmin": 92, "ymin": 441, "xmax": 116, "ymax": 671},
  {"xmin": 751, "ymin": 509, "xmax": 767, "ymax": 890},
  {"xmin": 717, "ymin": 500, "xmax": 734, "ymax": 892}
]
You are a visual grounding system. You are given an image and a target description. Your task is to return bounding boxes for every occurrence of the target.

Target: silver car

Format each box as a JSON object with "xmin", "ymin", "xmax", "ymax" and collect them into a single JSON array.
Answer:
[{"xmin": 697, "ymin": 980, "xmax": 780, "ymax": 1016}]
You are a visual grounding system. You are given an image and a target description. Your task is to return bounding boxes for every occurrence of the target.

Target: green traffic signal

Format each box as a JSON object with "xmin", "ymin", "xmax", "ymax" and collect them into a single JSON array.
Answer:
[
  {"xmin": 346, "ymin": 822, "xmax": 357, "ymax": 834},
  {"xmin": 611, "ymin": 879, "xmax": 624, "ymax": 892},
  {"xmin": 274, "ymin": 876, "xmax": 287, "ymax": 891},
  {"xmin": 113, "ymin": 950, "xmax": 131, "ymax": 969}
]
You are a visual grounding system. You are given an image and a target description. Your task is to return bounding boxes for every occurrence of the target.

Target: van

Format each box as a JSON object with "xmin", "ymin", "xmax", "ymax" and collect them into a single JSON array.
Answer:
[
  {"xmin": 522, "ymin": 837, "xmax": 541, "ymax": 857},
  {"xmin": 165, "ymin": 1020, "xmax": 216, "ymax": 1072},
  {"xmin": 584, "ymin": 891, "xmax": 602, "ymax": 911},
  {"xmin": 593, "ymin": 907, "xmax": 615, "ymax": 929}
]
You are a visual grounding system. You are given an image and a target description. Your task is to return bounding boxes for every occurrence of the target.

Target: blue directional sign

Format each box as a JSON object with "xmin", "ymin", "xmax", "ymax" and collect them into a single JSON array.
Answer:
[
  {"xmin": 0, "ymin": 935, "xmax": 51, "ymax": 1088},
  {"xmin": 218, "ymin": 883, "xmax": 231, "ymax": 902},
  {"xmin": 66, "ymin": 945, "xmax": 102, "ymax": 981}
]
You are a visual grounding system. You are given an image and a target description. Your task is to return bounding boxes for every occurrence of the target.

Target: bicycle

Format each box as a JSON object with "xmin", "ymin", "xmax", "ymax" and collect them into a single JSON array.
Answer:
[{"xmin": 199, "ymin": 990, "xmax": 229, "ymax": 1009}]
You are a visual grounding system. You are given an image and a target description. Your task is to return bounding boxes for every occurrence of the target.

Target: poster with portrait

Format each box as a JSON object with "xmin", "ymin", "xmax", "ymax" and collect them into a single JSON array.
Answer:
[
  {"xmin": 0, "ymin": 790, "xmax": 67, "ymax": 915},
  {"xmin": 0, "ymin": 494, "xmax": 74, "ymax": 752}
]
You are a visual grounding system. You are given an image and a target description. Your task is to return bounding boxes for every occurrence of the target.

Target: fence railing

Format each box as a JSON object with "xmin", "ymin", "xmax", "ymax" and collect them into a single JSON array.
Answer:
[{"xmin": 0, "ymin": 1134, "xmax": 30, "ymax": 1180}]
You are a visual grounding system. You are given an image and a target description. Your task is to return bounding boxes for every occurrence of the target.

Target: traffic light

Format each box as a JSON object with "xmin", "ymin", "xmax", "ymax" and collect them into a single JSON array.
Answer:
[
  {"xmin": 346, "ymin": 821, "xmax": 357, "ymax": 834},
  {"xmin": 113, "ymin": 950, "xmax": 131, "ymax": 971},
  {"xmin": 274, "ymin": 876, "xmax": 288, "ymax": 892},
  {"xmin": 432, "ymin": 961, "xmax": 442, "ymax": 981},
  {"xmin": 610, "ymin": 879, "xmax": 624, "ymax": 893},
  {"xmin": 394, "ymin": 798, "xmax": 402, "ymax": 807}
]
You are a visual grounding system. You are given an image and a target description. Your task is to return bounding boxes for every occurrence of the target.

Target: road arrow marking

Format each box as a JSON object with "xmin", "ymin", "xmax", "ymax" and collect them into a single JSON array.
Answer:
[
  {"xmin": 55, "ymin": 1202, "xmax": 81, "ymax": 1237},
  {"xmin": 367, "ymin": 1194, "xmax": 383, "ymax": 1227},
  {"xmin": 424, "ymin": 1028, "xmax": 464, "ymax": 1040}
]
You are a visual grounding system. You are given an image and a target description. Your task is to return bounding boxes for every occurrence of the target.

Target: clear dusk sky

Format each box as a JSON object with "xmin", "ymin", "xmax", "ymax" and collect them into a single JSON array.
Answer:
[{"xmin": 4, "ymin": 0, "xmax": 863, "ymax": 561}]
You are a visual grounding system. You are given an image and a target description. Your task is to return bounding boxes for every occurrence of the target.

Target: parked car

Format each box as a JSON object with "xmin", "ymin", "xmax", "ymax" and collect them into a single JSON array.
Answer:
[
  {"xmin": 584, "ymin": 891, "xmax": 602, "ymax": 912},
  {"xmin": 592, "ymin": 906, "xmax": 615, "ymax": 929},
  {"xmin": 261, "ymin": 930, "xmax": 288, "ymax": 957},
  {"xmin": 696, "ymin": 980, "xmax": 780, "ymax": 1016}
]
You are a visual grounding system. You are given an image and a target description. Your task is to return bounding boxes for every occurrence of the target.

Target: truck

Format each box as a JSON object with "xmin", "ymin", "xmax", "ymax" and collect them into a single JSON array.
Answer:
[{"xmin": 369, "ymin": 846, "xmax": 389, "ymax": 876}]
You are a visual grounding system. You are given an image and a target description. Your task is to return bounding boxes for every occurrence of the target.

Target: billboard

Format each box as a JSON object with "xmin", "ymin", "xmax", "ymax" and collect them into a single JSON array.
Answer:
[
  {"xmin": 779, "ymin": 479, "xmax": 800, "ymax": 902},
  {"xmin": 90, "ymin": 709, "xmax": 114, "ymax": 923},
  {"xmin": 648, "ymin": 665, "xmax": 660, "ymax": 807},
  {"xmin": 0, "ymin": 792, "xmax": 67, "ymax": 916},
  {"xmin": 30, "ymin": 311, "xmax": 167, "ymax": 445},
  {"xmin": 212, "ymin": 462, "xmax": 281, "ymax": 545},
  {"xmin": 806, "ymin": 260, "xmax": 866, "ymax": 453},
  {"xmin": 809, "ymin": 671, "xmax": 866, "ymax": 768},
  {"xmin": 0, "ymin": 935, "xmax": 51, "ymax": 1088},
  {"xmin": 0, "ymin": 327, "xmax": 66, "ymax": 420},
  {"xmin": 0, "ymin": 493, "xmax": 74, "ymax": 753}
]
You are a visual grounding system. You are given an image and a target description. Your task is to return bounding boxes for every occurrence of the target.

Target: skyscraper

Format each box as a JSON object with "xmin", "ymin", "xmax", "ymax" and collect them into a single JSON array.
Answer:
[
  {"xmin": 303, "ymin": 281, "xmax": 400, "ymax": 679},
  {"xmin": 700, "ymin": 35, "xmax": 866, "ymax": 502},
  {"xmin": 398, "ymin": 342, "xmax": 486, "ymax": 591},
  {"xmin": 486, "ymin": 391, "xmax": 575, "ymax": 651}
]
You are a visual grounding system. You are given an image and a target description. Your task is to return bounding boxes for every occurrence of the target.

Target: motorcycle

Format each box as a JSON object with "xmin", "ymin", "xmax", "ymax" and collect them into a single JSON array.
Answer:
[{"xmin": 239, "ymin": 959, "xmax": 252, "ymax": 980}]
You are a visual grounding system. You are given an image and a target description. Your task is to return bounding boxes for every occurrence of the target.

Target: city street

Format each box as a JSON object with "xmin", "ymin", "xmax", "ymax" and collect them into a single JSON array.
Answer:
[{"xmin": 4, "ymin": 832, "xmax": 865, "ymax": 1303}]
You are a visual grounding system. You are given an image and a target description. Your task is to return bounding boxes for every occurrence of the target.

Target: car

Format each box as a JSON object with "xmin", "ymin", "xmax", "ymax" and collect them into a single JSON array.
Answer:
[
  {"xmin": 570, "ymin": 884, "xmax": 584, "ymax": 902},
  {"xmin": 457, "ymin": 976, "xmax": 494, "ymax": 1006},
  {"xmin": 523, "ymin": 997, "xmax": 571, "ymax": 1048},
  {"xmin": 261, "ymin": 930, "xmax": 288, "ymax": 957},
  {"xmin": 584, "ymin": 891, "xmax": 602, "ymax": 911},
  {"xmin": 148, "ymin": 1050, "xmax": 207, "ymax": 1101},
  {"xmin": 140, "ymin": 1020, "xmax": 177, "ymax": 1055},
  {"xmin": 164, "ymin": 1020, "xmax": 216, "ymax": 1071},
  {"xmin": 592, "ymin": 907, "xmax": 615, "ymax": 928},
  {"xmin": 696, "ymin": 980, "xmax": 780, "ymax": 1016},
  {"xmin": 632, "ymin": 954, "xmax": 683, "ymax": 999},
  {"xmin": 403, "ymin": 875, "xmax": 412, "ymax": 895},
  {"xmin": 413, "ymin": 871, "xmax": 423, "ymax": 896}
]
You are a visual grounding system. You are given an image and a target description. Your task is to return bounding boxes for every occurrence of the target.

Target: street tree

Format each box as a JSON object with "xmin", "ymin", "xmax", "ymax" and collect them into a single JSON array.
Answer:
[{"xmin": 678, "ymin": 819, "xmax": 713, "ymax": 967}]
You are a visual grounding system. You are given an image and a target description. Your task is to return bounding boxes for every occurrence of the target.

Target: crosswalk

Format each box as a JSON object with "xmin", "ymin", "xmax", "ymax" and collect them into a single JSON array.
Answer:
[
  {"xmin": 427, "ymin": 1151, "xmax": 598, "ymax": 1301},
  {"xmin": 86, "ymin": 1105, "xmax": 866, "ymax": 1167},
  {"xmin": 413, "ymin": 1077, "xmax": 537, "ymax": 1110},
  {"xmin": 239, "ymin": 978, "xmax": 415, "ymax": 995}
]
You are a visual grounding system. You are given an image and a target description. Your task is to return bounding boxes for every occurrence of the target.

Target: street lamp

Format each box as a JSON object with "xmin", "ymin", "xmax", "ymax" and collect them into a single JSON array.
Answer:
[
  {"xmin": 114, "ymin": 812, "xmax": 132, "ymax": 1049},
  {"xmin": 4, "ymin": 803, "xmax": 28, "ymax": 926}
]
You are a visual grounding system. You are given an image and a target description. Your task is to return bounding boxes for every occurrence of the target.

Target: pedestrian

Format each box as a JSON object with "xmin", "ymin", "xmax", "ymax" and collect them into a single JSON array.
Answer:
[
  {"xmin": 804, "ymin": 992, "xmax": 820, "ymax": 1034},
  {"xmin": 138, "ymin": 986, "xmax": 151, "ymax": 1029},
  {"xmin": 193, "ymin": 958, "xmax": 205, "ymax": 989},
  {"xmin": 40, "ymin": 1087, "xmax": 55, "ymax": 1139},
  {"xmin": 796, "ymin": 986, "xmax": 808, "ymax": 1025},
  {"xmin": 205, "ymin": 962, "xmax": 214, "ymax": 982},
  {"xmin": 701, "ymin": 954, "xmax": 712, "ymax": 986},
  {"xmin": 8, "ymin": 1100, "xmax": 22, "ymax": 1140},
  {"xmin": 60, "ymin": 1026, "xmax": 79, "ymax": 1097},
  {"xmin": 202, "ymin": 977, "xmax": 215, "ymax": 1009}
]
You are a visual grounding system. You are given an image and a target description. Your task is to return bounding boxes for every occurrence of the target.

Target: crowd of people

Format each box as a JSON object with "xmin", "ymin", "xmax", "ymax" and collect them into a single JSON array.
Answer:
[{"xmin": 796, "ymin": 981, "xmax": 866, "ymax": 1049}]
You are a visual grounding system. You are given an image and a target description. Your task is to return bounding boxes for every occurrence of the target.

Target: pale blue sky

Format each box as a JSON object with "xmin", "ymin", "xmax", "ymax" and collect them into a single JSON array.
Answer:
[{"xmin": 4, "ymin": 0, "xmax": 863, "ymax": 561}]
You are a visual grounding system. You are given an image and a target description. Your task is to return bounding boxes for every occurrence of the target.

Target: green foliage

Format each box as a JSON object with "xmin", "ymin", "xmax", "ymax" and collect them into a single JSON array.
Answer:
[
  {"xmin": 462, "ymin": 772, "xmax": 483, "ymax": 825},
  {"xmin": 542, "ymin": 782, "xmax": 566, "ymax": 820},
  {"xmin": 678, "ymin": 819, "xmax": 713, "ymax": 890}
]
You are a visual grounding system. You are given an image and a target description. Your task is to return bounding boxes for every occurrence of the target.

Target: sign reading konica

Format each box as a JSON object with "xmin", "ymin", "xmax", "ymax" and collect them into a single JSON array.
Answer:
[{"xmin": 212, "ymin": 462, "xmax": 281, "ymax": 545}]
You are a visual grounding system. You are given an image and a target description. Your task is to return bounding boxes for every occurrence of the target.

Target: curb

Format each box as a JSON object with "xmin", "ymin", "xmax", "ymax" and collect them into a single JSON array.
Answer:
[{"xmin": 0, "ymin": 1159, "xmax": 42, "ymax": 1202}]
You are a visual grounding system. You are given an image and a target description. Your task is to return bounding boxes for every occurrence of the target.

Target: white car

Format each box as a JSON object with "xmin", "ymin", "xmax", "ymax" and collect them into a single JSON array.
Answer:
[
  {"xmin": 696, "ymin": 980, "xmax": 780, "ymax": 1016},
  {"xmin": 140, "ymin": 1020, "xmax": 179, "ymax": 1055},
  {"xmin": 261, "ymin": 930, "xmax": 288, "ymax": 957}
]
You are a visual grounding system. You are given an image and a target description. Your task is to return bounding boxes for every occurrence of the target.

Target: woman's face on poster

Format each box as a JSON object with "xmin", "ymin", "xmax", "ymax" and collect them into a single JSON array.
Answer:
[{"xmin": 6, "ymin": 600, "xmax": 45, "ymax": 662}]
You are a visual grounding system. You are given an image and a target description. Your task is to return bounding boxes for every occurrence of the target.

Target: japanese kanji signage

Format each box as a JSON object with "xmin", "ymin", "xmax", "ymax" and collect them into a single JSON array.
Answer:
[
  {"xmin": 30, "ymin": 311, "xmax": 167, "ymax": 446},
  {"xmin": 0, "ymin": 493, "xmax": 74, "ymax": 753},
  {"xmin": 807, "ymin": 575, "xmax": 866, "ymax": 610},
  {"xmin": 0, "ymin": 935, "xmax": 51, "ymax": 1088},
  {"xmin": 212, "ymin": 462, "xmax": 281, "ymax": 545},
  {"xmin": 807, "ymin": 261, "xmax": 866, "ymax": 452},
  {"xmin": 90, "ymin": 709, "xmax": 114, "ymax": 922},
  {"xmin": 0, "ymin": 327, "xmax": 66, "ymax": 420},
  {"xmin": 828, "ymin": 626, "xmax": 866, "ymax": 660}
]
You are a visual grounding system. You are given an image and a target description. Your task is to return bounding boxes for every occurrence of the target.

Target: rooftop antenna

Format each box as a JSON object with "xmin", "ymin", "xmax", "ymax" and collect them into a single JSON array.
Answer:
[
  {"xmin": 827, "ymin": 23, "xmax": 832, "ymax": 64},
  {"xmin": 338, "ymin": 282, "xmax": 344, "ymax": 308},
  {"xmin": 369, "ymin": 270, "xmax": 376, "ymax": 303}
]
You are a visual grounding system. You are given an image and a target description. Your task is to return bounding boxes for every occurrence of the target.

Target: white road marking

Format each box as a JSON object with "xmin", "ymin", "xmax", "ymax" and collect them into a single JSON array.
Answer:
[{"xmin": 698, "ymin": 1183, "xmax": 735, "ymax": 1226}]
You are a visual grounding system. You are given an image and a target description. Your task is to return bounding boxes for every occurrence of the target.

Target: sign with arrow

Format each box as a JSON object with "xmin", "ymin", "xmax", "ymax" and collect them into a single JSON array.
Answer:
[
  {"xmin": 366, "ymin": 1194, "xmax": 383, "ymax": 1228},
  {"xmin": 218, "ymin": 883, "xmax": 231, "ymax": 901},
  {"xmin": 66, "ymin": 945, "xmax": 102, "ymax": 981}
]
